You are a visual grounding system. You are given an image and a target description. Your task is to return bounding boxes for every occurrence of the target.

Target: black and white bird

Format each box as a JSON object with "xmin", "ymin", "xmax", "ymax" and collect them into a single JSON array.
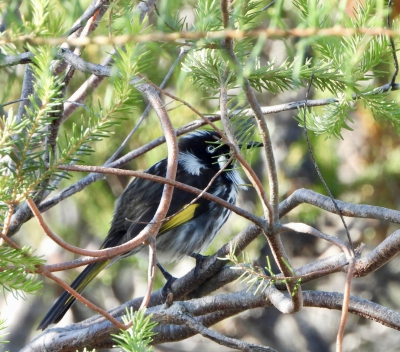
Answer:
[{"xmin": 38, "ymin": 130, "xmax": 262, "ymax": 330}]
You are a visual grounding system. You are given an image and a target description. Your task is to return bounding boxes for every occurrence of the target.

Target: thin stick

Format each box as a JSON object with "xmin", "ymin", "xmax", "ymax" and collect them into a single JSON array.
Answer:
[
  {"xmin": 140, "ymin": 236, "xmax": 157, "ymax": 309},
  {"xmin": 336, "ymin": 256, "xmax": 355, "ymax": 352},
  {"xmin": 106, "ymin": 47, "xmax": 188, "ymax": 164},
  {"xmin": 282, "ymin": 223, "xmax": 349, "ymax": 251},
  {"xmin": 27, "ymin": 198, "xmax": 142, "ymax": 259},
  {"xmin": 0, "ymin": 232, "xmax": 20, "ymax": 249},
  {"xmin": 387, "ymin": 0, "xmax": 399, "ymax": 88},
  {"xmin": 4, "ymin": 26, "xmax": 400, "ymax": 47},
  {"xmin": 38, "ymin": 267, "xmax": 130, "ymax": 330},
  {"xmin": 0, "ymin": 204, "xmax": 15, "ymax": 246},
  {"xmin": 302, "ymin": 74, "xmax": 354, "ymax": 251},
  {"xmin": 56, "ymin": 164, "xmax": 265, "ymax": 226}
]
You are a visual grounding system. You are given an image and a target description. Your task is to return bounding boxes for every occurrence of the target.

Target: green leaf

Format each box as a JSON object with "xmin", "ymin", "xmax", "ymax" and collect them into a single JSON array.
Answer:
[
  {"xmin": 112, "ymin": 308, "xmax": 157, "ymax": 352},
  {"xmin": 0, "ymin": 246, "xmax": 44, "ymax": 299}
]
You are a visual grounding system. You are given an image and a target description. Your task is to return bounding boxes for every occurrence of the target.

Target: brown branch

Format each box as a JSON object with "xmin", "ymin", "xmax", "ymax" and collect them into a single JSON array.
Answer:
[
  {"xmin": 0, "ymin": 204, "xmax": 15, "ymax": 245},
  {"xmin": 43, "ymin": 256, "xmax": 109, "ymax": 272},
  {"xmin": 61, "ymin": 0, "xmax": 108, "ymax": 37},
  {"xmin": 220, "ymin": 6, "xmax": 300, "ymax": 315},
  {"xmin": 279, "ymin": 188, "xmax": 400, "ymax": 223},
  {"xmin": 0, "ymin": 232, "xmax": 20, "ymax": 250},
  {"xmin": 161, "ymin": 303, "xmax": 276, "ymax": 352},
  {"xmin": 4, "ymin": 26, "xmax": 400, "ymax": 47},
  {"xmin": 387, "ymin": 0, "xmax": 399, "ymax": 87},
  {"xmin": 27, "ymin": 198, "xmax": 155, "ymax": 259},
  {"xmin": 61, "ymin": 0, "xmax": 156, "ymax": 120},
  {"xmin": 53, "ymin": 0, "xmax": 110, "ymax": 75},
  {"xmin": 140, "ymin": 236, "xmax": 157, "ymax": 309},
  {"xmin": 128, "ymin": 76, "xmax": 179, "ymax": 298},
  {"xmin": 337, "ymin": 256, "xmax": 355, "ymax": 352},
  {"xmin": 221, "ymin": 0, "xmax": 276, "ymax": 225},
  {"xmin": 16, "ymin": 64, "xmax": 35, "ymax": 123},
  {"xmin": 282, "ymin": 222, "xmax": 349, "ymax": 251},
  {"xmin": 354, "ymin": 229, "xmax": 400, "ymax": 277},
  {"xmin": 282, "ymin": 221, "xmax": 354, "ymax": 351},
  {"xmin": 55, "ymin": 164, "xmax": 265, "ymax": 227},
  {"xmin": 218, "ymin": 65, "xmax": 273, "ymax": 227},
  {"xmin": 38, "ymin": 266, "xmax": 128, "ymax": 330}
]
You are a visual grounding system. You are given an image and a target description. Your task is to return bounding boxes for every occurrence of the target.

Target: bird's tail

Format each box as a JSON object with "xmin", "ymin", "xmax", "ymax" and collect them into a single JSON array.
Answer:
[{"xmin": 37, "ymin": 260, "xmax": 109, "ymax": 330}]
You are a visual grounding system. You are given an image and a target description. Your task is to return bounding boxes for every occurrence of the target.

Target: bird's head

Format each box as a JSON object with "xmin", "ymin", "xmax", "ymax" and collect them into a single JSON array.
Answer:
[
  {"xmin": 178, "ymin": 130, "xmax": 263, "ymax": 175},
  {"xmin": 178, "ymin": 130, "xmax": 230, "ymax": 171}
]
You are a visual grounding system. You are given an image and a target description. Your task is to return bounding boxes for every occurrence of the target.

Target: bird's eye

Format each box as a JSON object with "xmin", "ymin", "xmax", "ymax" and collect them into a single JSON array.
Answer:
[{"xmin": 207, "ymin": 145, "xmax": 216, "ymax": 154}]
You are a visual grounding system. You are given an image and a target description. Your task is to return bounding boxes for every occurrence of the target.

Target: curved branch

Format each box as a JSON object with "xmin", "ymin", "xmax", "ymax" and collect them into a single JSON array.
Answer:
[
  {"xmin": 279, "ymin": 188, "xmax": 400, "ymax": 223},
  {"xmin": 55, "ymin": 164, "xmax": 265, "ymax": 227},
  {"xmin": 355, "ymin": 229, "xmax": 400, "ymax": 277}
]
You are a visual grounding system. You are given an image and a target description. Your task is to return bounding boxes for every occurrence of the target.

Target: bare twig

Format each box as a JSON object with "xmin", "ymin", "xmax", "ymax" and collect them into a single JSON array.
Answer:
[
  {"xmin": 387, "ymin": 0, "xmax": 399, "ymax": 87},
  {"xmin": 53, "ymin": 0, "xmax": 110, "ymax": 75},
  {"xmin": 222, "ymin": 34, "xmax": 278, "ymax": 225},
  {"xmin": 55, "ymin": 164, "xmax": 265, "ymax": 226},
  {"xmin": 301, "ymin": 74, "xmax": 354, "ymax": 251},
  {"xmin": 164, "ymin": 303, "xmax": 276, "ymax": 352},
  {"xmin": 44, "ymin": 256, "xmax": 110, "ymax": 272},
  {"xmin": 129, "ymin": 75, "xmax": 179, "ymax": 278},
  {"xmin": 301, "ymin": 75, "xmax": 354, "ymax": 351},
  {"xmin": 281, "ymin": 219, "xmax": 358, "ymax": 335},
  {"xmin": 16, "ymin": 64, "xmax": 35, "ymax": 123},
  {"xmin": 355, "ymin": 229, "xmax": 400, "ymax": 277},
  {"xmin": 337, "ymin": 256, "xmax": 355, "ymax": 352},
  {"xmin": 140, "ymin": 236, "xmax": 157, "ymax": 309},
  {"xmin": 220, "ymin": 66, "xmax": 273, "ymax": 228},
  {"xmin": 27, "ymin": 198, "xmax": 150, "ymax": 259},
  {"xmin": 279, "ymin": 188, "xmax": 400, "ymax": 222},
  {"xmin": 106, "ymin": 47, "xmax": 188, "ymax": 163},
  {"xmin": 0, "ymin": 206, "xmax": 19, "ymax": 249},
  {"xmin": 37, "ymin": 266, "xmax": 129, "ymax": 330},
  {"xmin": 0, "ymin": 204, "xmax": 15, "ymax": 240},
  {"xmin": 261, "ymin": 1, "xmax": 276, "ymax": 11},
  {"xmin": 220, "ymin": 0, "xmax": 301, "ymax": 315},
  {"xmin": 220, "ymin": 0, "xmax": 230, "ymax": 28},
  {"xmin": 219, "ymin": 66, "xmax": 273, "ymax": 226},
  {"xmin": 4, "ymin": 26, "xmax": 400, "ymax": 47},
  {"xmin": 282, "ymin": 223, "xmax": 349, "ymax": 252},
  {"xmin": 62, "ymin": 53, "xmax": 112, "ymax": 120},
  {"xmin": 62, "ymin": 0, "xmax": 108, "ymax": 37}
]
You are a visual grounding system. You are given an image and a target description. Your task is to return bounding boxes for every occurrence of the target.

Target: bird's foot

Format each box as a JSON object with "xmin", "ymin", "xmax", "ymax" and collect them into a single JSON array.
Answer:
[
  {"xmin": 157, "ymin": 263, "xmax": 177, "ymax": 299},
  {"xmin": 190, "ymin": 253, "xmax": 208, "ymax": 277}
]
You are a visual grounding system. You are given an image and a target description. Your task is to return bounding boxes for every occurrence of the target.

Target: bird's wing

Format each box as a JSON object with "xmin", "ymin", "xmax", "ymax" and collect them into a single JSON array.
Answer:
[
  {"xmin": 102, "ymin": 157, "xmax": 215, "ymax": 247},
  {"xmin": 159, "ymin": 203, "xmax": 200, "ymax": 234},
  {"xmin": 119, "ymin": 200, "xmax": 202, "ymax": 244}
]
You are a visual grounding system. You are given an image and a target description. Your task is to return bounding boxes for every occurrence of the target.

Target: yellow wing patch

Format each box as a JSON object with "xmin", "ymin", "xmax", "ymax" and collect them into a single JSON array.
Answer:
[{"xmin": 160, "ymin": 203, "xmax": 200, "ymax": 234}]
